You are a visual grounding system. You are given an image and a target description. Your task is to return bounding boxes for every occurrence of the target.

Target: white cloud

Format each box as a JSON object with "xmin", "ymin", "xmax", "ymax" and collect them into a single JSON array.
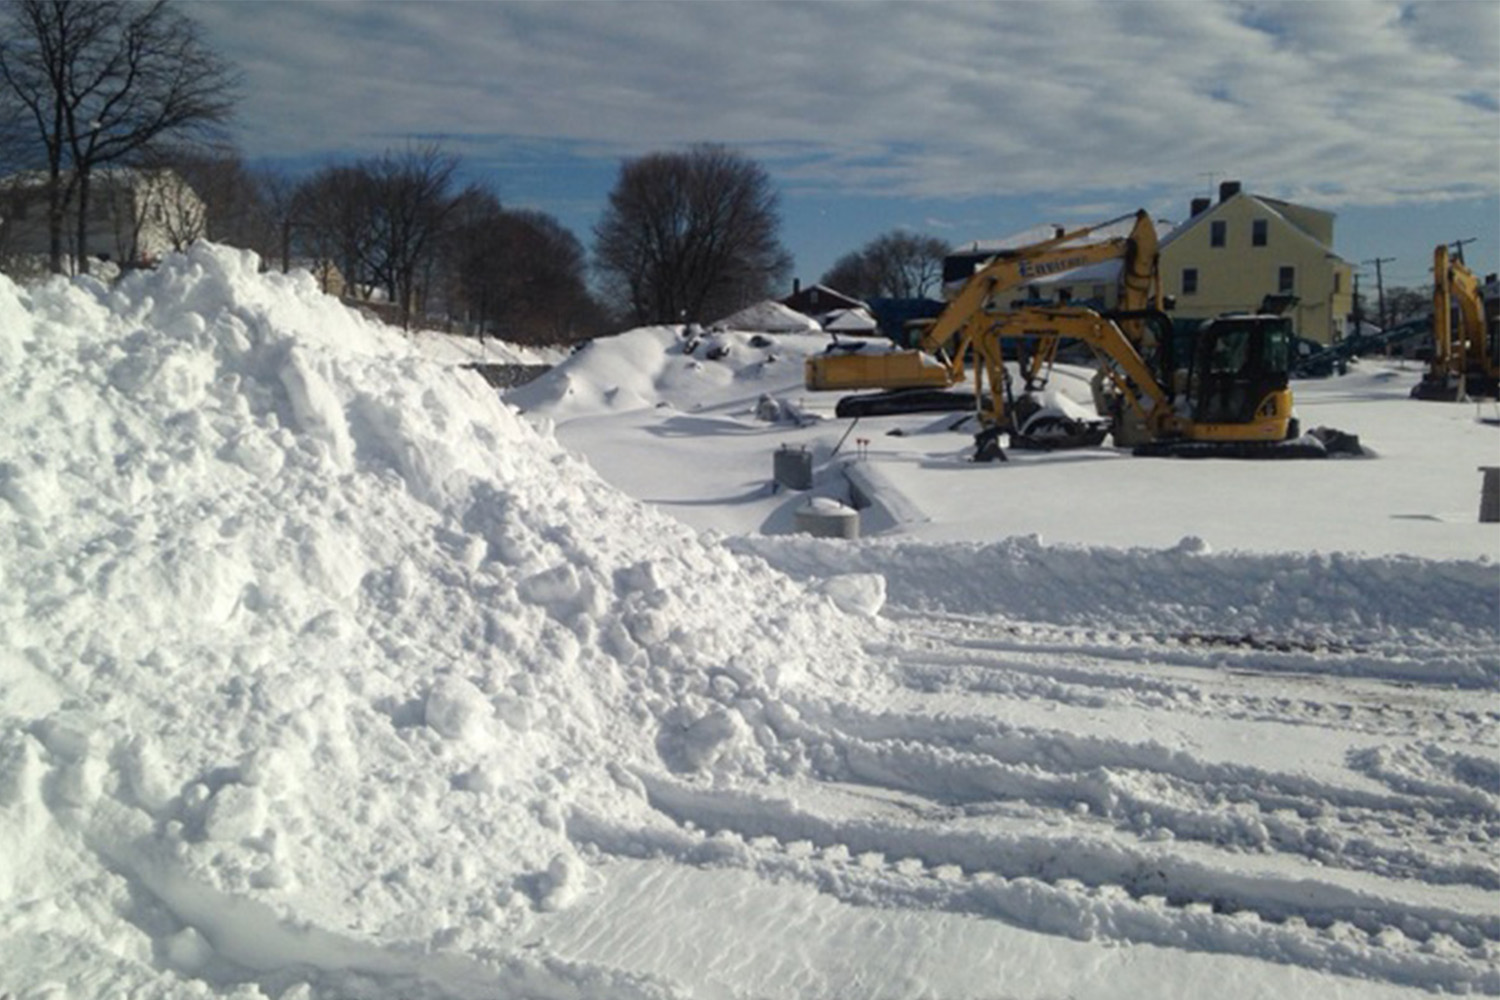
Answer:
[{"xmin": 193, "ymin": 0, "xmax": 1498, "ymax": 207}]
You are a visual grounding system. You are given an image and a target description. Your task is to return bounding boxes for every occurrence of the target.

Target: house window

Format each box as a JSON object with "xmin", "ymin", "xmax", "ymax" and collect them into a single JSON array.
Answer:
[
  {"xmin": 1252, "ymin": 219, "xmax": 1268, "ymax": 247},
  {"xmin": 1182, "ymin": 268, "xmax": 1199, "ymax": 295},
  {"xmin": 1210, "ymin": 221, "xmax": 1226, "ymax": 248},
  {"xmin": 1279, "ymin": 266, "xmax": 1295, "ymax": 293},
  {"xmin": 1334, "ymin": 272, "xmax": 1341, "ymax": 293}
]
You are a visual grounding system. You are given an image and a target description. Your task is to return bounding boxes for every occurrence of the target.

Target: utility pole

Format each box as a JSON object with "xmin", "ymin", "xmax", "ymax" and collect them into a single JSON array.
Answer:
[
  {"xmin": 1364, "ymin": 257, "xmax": 1395, "ymax": 333},
  {"xmin": 1352, "ymin": 270, "xmax": 1363, "ymax": 338},
  {"xmin": 1450, "ymin": 237, "xmax": 1477, "ymax": 265}
]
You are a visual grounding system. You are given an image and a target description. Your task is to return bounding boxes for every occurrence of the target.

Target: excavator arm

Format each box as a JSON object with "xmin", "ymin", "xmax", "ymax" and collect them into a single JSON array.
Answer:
[
  {"xmin": 804, "ymin": 210, "xmax": 1161, "ymax": 393},
  {"xmin": 966, "ymin": 305, "xmax": 1174, "ymax": 437},
  {"xmin": 1417, "ymin": 244, "xmax": 1497, "ymax": 399},
  {"xmin": 917, "ymin": 209, "xmax": 1162, "ymax": 376}
]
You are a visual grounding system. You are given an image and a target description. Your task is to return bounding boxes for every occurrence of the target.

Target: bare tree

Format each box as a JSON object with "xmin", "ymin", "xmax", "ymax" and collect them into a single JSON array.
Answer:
[
  {"xmin": 820, "ymin": 249, "xmax": 882, "ymax": 302},
  {"xmin": 1383, "ymin": 285, "xmax": 1432, "ymax": 326},
  {"xmin": 821, "ymin": 230, "xmax": 950, "ymax": 300},
  {"xmin": 0, "ymin": 0, "xmax": 237, "ymax": 273},
  {"xmin": 594, "ymin": 144, "xmax": 791, "ymax": 326},
  {"xmin": 291, "ymin": 163, "xmax": 378, "ymax": 297},
  {"xmin": 490, "ymin": 208, "xmax": 605, "ymax": 344},
  {"xmin": 150, "ymin": 147, "xmax": 283, "ymax": 259},
  {"xmin": 444, "ymin": 187, "xmax": 607, "ymax": 345},
  {"xmin": 441, "ymin": 184, "xmax": 507, "ymax": 331},
  {"xmin": 366, "ymin": 144, "xmax": 461, "ymax": 326},
  {"xmin": 289, "ymin": 145, "xmax": 465, "ymax": 327}
]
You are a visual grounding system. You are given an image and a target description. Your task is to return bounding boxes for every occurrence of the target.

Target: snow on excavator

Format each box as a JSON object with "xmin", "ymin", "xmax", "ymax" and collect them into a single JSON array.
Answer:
[
  {"xmin": 1411, "ymin": 243, "xmax": 1498, "ymax": 401},
  {"xmin": 805, "ymin": 209, "xmax": 1355, "ymax": 461}
]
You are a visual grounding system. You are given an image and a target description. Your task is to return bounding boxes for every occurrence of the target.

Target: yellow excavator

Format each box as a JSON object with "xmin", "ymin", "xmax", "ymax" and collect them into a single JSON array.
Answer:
[
  {"xmin": 962, "ymin": 304, "xmax": 1317, "ymax": 460},
  {"xmin": 1411, "ymin": 244, "xmax": 1498, "ymax": 401},
  {"xmin": 805, "ymin": 210, "xmax": 1162, "ymax": 402},
  {"xmin": 807, "ymin": 209, "xmax": 1342, "ymax": 460}
]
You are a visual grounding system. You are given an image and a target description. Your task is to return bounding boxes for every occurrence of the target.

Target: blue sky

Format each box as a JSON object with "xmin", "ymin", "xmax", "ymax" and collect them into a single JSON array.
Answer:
[{"xmin": 192, "ymin": 0, "xmax": 1499, "ymax": 292}]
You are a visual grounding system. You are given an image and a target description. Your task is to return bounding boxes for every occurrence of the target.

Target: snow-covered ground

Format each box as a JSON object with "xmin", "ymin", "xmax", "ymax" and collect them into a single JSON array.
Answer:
[
  {"xmin": 2, "ymin": 245, "xmax": 1496, "ymax": 999},
  {"xmin": 510, "ymin": 324, "xmax": 1500, "ymax": 561}
]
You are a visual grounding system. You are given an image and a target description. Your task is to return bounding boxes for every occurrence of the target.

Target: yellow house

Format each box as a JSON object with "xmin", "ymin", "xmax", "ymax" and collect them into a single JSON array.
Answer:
[{"xmin": 1162, "ymin": 182, "xmax": 1353, "ymax": 345}]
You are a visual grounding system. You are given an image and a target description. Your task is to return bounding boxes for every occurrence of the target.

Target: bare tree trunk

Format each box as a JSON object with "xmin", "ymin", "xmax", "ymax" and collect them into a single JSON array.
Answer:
[
  {"xmin": 73, "ymin": 169, "xmax": 90, "ymax": 272},
  {"xmin": 46, "ymin": 167, "xmax": 67, "ymax": 273}
]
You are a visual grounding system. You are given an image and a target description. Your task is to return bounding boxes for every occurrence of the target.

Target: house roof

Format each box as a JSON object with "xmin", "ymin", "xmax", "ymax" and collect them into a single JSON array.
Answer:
[
  {"xmin": 781, "ymin": 282, "xmax": 868, "ymax": 314},
  {"xmin": 953, "ymin": 214, "xmax": 1173, "ymax": 258},
  {"xmin": 713, "ymin": 299, "xmax": 822, "ymax": 333},
  {"xmin": 822, "ymin": 307, "xmax": 879, "ymax": 333},
  {"xmin": 1161, "ymin": 191, "xmax": 1347, "ymax": 263}
]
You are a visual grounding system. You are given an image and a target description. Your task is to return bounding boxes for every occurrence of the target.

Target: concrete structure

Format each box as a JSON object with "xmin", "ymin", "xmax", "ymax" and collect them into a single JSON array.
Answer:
[
  {"xmin": 795, "ymin": 497, "xmax": 859, "ymax": 539},
  {"xmin": 1161, "ymin": 181, "xmax": 1353, "ymax": 345}
]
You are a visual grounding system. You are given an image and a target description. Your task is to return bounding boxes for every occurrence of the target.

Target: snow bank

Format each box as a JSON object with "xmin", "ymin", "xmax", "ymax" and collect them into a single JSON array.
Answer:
[
  {"xmin": 734, "ymin": 535, "xmax": 1500, "ymax": 685},
  {"xmin": 0, "ymin": 244, "xmax": 877, "ymax": 995},
  {"xmin": 508, "ymin": 324, "xmax": 803, "ymax": 422}
]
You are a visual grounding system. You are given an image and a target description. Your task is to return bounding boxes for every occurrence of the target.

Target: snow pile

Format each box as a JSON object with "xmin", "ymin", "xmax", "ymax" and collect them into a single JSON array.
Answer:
[
  {"xmin": 712, "ymin": 299, "xmax": 821, "ymax": 333},
  {"xmin": 0, "ymin": 245, "xmax": 878, "ymax": 994},
  {"xmin": 508, "ymin": 324, "xmax": 802, "ymax": 422}
]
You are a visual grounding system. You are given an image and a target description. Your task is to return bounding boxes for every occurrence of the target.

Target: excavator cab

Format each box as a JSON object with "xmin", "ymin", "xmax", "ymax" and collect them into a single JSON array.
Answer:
[{"xmin": 1181, "ymin": 315, "xmax": 1293, "ymax": 427}]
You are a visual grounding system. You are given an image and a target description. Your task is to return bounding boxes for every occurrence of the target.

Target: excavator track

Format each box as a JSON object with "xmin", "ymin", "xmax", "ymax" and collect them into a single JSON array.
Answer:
[
  {"xmin": 1410, "ymin": 375, "xmax": 1500, "ymax": 402},
  {"xmin": 1132, "ymin": 426, "xmax": 1363, "ymax": 460},
  {"xmin": 1131, "ymin": 439, "xmax": 1330, "ymax": 459},
  {"xmin": 835, "ymin": 388, "xmax": 981, "ymax": 418}
]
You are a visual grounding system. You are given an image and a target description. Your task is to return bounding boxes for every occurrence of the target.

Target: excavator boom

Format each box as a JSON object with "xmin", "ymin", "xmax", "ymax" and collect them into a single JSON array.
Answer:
[
  {"xmin": 1412, "ymin": 244, "xmax": 1498, "ymax": 400},
  {"xmin": 804, "ymin": 211, "xmax": 1161, "ymax": 395}
]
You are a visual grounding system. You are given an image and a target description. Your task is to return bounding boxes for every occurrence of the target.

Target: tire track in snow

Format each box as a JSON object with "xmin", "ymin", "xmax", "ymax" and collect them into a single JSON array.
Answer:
[
  {"xmin": 885, "ymin": 609, "xmax": 1500, "ymax": 699},
  {"xmin": 574, "ymin": 776, "xmax": 1500, "ymax": 996},
  {"xmin": 844, "ymin": 615, "xmax": 1500, "ymax": 890},
  {"xmin": 573, "ymin": 607, "xmax": 1499, "ymax": 994}
]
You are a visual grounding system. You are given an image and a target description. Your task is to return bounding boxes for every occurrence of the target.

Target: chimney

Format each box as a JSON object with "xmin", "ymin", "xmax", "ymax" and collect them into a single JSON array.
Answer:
[
  {"xmin": 793, "ymin": 278, "xmax": 801, "ymax": 295},
  {"xmin": 1191, "ymin": 197, "xmax": 1211, "ymax": 217},
  {"xmin": 1219, "ymin": 180, "xmax": 1242, "ymax": 203}
]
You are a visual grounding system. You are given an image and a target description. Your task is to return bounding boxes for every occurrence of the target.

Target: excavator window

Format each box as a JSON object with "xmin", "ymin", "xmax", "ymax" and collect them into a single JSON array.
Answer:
[
  {"xmin": 1207, "ymin": 330, "xmax": 1251, "ymax": 375},
  {"xmin": 1264, "ymin": 325, "xmax": 1292, "ymax": 372},
  {"xmin": 1189, "ymin": 317, "xmax": 1292, "ymax": 425}
]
